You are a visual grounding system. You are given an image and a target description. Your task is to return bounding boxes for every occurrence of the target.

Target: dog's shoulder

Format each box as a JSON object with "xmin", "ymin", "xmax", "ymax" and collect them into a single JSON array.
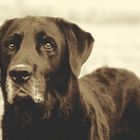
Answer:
[
  {"xmin": 78, "ymin": 67, "xmax": 140, "ymax": 138},
  {"xmin": 78, "ymin": 67, "xmax": 119, "ymax": 115},
  {"xmin": 78, "ymin": 67, "xmax": 140, "ymax": 121},
  {"xmin": 79, "ymin": 67, "xmax": 140, "ymax": 107},
  {"xmin": 79, "ymin": 67, "xmax": 140, "ymax": 90}
]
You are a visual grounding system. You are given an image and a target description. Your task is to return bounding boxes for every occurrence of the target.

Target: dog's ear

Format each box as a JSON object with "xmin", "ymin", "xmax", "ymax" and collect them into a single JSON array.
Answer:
[
  {"xmin": 0, "ymin": 19, "xmax": 15, "ymax": 70},
  {"xmin": 57, "ymin": 18, "xmax": 94, "ymax": 77},
  {"xmin": 0, "ymin": 19, "xmax": 15, "ymax": 40}
]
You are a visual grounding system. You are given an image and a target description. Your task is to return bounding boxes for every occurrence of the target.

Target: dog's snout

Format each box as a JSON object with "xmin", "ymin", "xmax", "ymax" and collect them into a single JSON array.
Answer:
[{"xmin": 9, "ymin": 65, "xmax": 32, "ymax": 84}]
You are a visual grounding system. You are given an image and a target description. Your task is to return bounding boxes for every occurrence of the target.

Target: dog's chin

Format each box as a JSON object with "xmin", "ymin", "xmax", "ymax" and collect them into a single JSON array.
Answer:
[
  {"xmin": 11, "ymin": 95, "xmax": 44, "ymax": 116},
  {"xmin": 10, "ymin": 95, "xmax": 45, "ymax": 128},
  {"xmin": 13, "ymin": 95, "xmax": 38, "ymax": 107}
]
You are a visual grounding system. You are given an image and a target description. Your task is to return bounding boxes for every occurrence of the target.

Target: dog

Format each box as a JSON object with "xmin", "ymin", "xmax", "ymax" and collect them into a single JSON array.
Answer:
[{"xmin": 0, "ymin": 16, "xmax": 140, "ymax": 140}]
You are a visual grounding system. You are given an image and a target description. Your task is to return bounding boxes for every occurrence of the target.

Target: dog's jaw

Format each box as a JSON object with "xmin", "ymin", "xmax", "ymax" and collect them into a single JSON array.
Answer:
[{"xmin": 5, "ymin": 75, "xmax": 46, "ymax": 105}]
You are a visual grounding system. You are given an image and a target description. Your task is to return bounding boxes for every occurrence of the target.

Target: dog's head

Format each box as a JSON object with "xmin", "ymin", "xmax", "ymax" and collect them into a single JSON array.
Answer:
[{"xmin": 0, "ymin": 16, "xmax": 94, "ymax": 105}]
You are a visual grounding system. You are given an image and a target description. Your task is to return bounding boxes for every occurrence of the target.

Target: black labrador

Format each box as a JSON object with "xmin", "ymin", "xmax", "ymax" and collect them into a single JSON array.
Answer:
[{"xmin": 0, "ymin": 16, "xmax": 140, "ymax": 140}]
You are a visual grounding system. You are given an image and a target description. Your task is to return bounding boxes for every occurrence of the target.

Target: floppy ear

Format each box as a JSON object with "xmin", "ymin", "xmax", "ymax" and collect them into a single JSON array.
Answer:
[
  {"xmin": 0, "ymin": 19, "xmax": 15, "ymax": 40},
  {"xmin": 57, "ymin": 18, "xmax": 94, "ymax": 77},
  {"xmin": 0, "ymin": 19, "xmax": 15, "ymax": 74}
]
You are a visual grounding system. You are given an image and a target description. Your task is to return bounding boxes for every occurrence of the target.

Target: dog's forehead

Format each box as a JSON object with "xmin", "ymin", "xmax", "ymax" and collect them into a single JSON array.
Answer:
[{"xmin": 6, "ymin": 16, "xmax": 62, "ymax": 38}]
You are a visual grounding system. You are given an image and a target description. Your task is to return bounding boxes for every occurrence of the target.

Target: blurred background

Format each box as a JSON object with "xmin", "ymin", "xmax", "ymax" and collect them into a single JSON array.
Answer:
[{"xmin": 0, "ymin": 0, "xmax": 140, "ymax": 138}]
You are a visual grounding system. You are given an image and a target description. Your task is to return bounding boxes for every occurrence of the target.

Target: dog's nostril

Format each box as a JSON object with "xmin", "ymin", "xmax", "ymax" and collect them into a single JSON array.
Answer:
[{"xmin": 9, "ymin": 70, "xmax": 32, "ymax": 84}]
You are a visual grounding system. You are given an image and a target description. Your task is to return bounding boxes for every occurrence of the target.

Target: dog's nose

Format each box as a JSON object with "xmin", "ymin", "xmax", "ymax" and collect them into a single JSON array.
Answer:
[{"xmin": 9, "ymin": 64, "xmax": 32, "ymax": 84}]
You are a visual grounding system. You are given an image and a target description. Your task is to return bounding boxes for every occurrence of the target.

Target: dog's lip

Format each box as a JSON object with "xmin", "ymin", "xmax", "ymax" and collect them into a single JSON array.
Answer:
[
  {"xmin": 19, "ymin": 87, "xmax": 27, "ymax": 92},
  {"xmin": 16, "ymin": 87, "xmax": 45, "ymax": 104},
  {"xmin": 13, "ymin": 95, "xmax": 38, "ymax": 110},
  {"xmin": 13, "ymin": 93, "xmax": 45, "ymax": 107},
  {"xmin": 17, "ymin": 87, "xmax": 29, "ymax": 96}
]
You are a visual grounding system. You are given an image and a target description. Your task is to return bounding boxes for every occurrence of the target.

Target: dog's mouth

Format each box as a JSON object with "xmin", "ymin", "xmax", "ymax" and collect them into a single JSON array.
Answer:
[{"xmin": 5, "ymin": 75, "xmax": 46, "ymax": 105}]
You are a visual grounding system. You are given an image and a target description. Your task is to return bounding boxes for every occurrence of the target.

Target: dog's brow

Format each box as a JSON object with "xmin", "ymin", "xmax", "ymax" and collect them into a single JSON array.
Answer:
[
  {"xmin": 36, "ymin": 31, "xmax": 46, "ymax": 40},
  {"xmin": 4, "ymin": 32, "xmax": 23, "ymax": 43},
  {"xmin": 8, "ymin": 31, "xmax": 23, "ymax": 37},
  {"xmin": 36, "ymin": 31, "xmax": 56, "ymax": 46}
]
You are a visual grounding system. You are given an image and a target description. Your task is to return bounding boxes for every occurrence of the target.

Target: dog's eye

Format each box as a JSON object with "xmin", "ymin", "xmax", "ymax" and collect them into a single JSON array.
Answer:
[
  {"xmin": 43, "ymin": 43, "xmax": 53, "ymax": 50},
  {"xmin": 7, "ymin": 43, "xmax": 16, "ymax": 51},
  {"xmin": 5, "ymin": 34, "xmax": 22, "ymax": 52}
]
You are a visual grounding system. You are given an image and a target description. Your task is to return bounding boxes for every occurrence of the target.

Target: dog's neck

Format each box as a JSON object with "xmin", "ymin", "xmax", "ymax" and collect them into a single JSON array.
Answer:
[{"xmin": 43, "ymin": 73, "xmax": 81, "ymax": 120}]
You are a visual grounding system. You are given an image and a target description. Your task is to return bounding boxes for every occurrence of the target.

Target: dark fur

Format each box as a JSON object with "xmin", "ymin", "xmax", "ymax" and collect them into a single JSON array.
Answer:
[{"xmin": 0, "ymin": 16, "xmax": 140, "ymax": 140}]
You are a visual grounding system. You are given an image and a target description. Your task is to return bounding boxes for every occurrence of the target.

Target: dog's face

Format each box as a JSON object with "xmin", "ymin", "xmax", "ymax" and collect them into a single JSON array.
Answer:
[{"xmin": 0, "ymin": 16, "xmax": 94, "ymax": 106}]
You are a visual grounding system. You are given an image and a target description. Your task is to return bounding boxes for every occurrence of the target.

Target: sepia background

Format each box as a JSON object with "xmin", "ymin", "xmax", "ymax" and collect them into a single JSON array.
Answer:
[{"xmin": 0, "ymin": 0, "xmax": 140, "ymax": 139}]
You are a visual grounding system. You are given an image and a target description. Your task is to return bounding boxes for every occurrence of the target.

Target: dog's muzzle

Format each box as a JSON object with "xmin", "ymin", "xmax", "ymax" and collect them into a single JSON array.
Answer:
[{"xmin": 6, "ymin": 64, "xmax": 45, "ymax": 104}]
